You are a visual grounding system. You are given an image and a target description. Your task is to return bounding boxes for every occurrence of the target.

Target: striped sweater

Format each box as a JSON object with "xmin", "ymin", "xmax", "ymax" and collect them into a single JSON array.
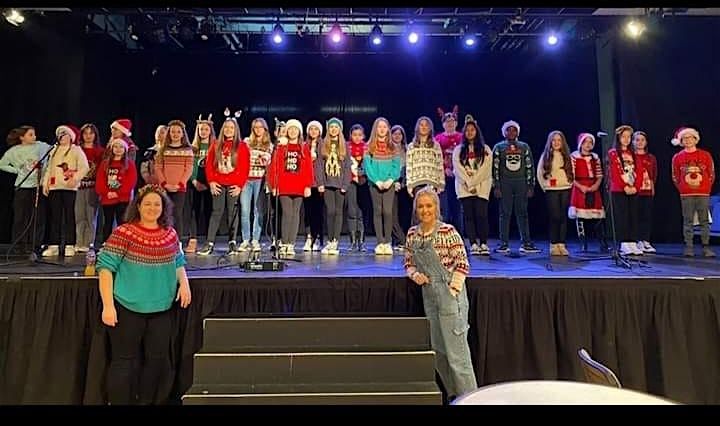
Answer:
[
  {"xmin": 154, "ymin": 145, "xmax": 195, "ymax": 192},
  {"xmin": 404, "ymin": 223, "xmax": 469, "ymax": 287},
  {"xmin": 405, "ymin": 141, "xmax": 445, "ymax": 193},
  {"xmin": 97, "ymin": 222, "xmax": 186, "ymax": 313}
]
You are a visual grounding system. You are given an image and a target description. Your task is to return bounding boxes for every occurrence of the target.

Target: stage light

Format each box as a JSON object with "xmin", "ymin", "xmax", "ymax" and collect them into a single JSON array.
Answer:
[
  {"xmin": 272, "ymin": 23, "xmax": 284, "ymax": 44},
  {"xmin": 625, "ymin": 19, "xmax": 646, "ymax": 38},
  {"xmin": 370, "ymin": 23, "xmax": 383, "ymax": 45},
  {"xmin": 4, "ymin": 9, "xmax": 25, "ymax": 26},
  {"xmin": 329, "ymin": 23, "xmax": 343, "ymax": 44},
  {"xmin": 128, "ymin": 24, "xmax": 139, "ymax": 41},
  {"xmin": 199, "ymin": 18, "xmax": 215, "ymax": 41},
  {"xmin": 463, "ymin": 33, "xmax": 477, "ymax": 47},
  {"xmin": 408, "ymin": 31, "xmax": 419, "ymax": 44},
  {"xmin": 547, "ymin": 33, "xmax": 558, "ymax": 45}
]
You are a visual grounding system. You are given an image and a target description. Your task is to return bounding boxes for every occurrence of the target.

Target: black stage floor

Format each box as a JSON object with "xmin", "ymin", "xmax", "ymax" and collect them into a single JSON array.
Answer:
[{"xmin": 1, "ymin": 237, "xmax": 718, "ymax": 279}]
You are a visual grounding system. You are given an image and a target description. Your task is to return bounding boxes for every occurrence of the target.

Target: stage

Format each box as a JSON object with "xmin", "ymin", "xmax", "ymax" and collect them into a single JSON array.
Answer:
[{"xmin": 1, "ymin": 238, "xmax": 719, "ymax": 405}]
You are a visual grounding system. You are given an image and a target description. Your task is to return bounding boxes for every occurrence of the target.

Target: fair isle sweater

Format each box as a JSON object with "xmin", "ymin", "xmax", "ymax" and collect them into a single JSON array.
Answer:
[
  {"xmin": 405, "ymin": 140, "xmax": 445, "ymax": 193},
  {"xmin": 43, "ymin": 144, "xmax": 90, "ymax": 191},
  {"xmin": 364, "ymin": 141, "xmax": 402, "ymax": 186},
  {"xmin": 536, "ymin": 152, "xmax": 573, "ymax": 191},
  {"xmin": 0, "ymin": 141, "xmax": 52, "ymax": 188},
  {"xmin": 80, "ymin": 145, "xmax": 106, "ymax": 190},
  {"xmin": 154, "ymin": 144, "xmax": 195, "ymax": 192},
  {"xmin": 97, "ymin": 222, "xmax": 186, "ymax": 313},
  {"xmin": 404, "ymin": 223, "xmax": 469, "ymax": 288}
]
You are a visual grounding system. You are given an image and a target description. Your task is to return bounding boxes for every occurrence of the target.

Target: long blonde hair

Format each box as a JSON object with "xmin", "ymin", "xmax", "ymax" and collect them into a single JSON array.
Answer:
[
  {"xmin": 321, "ymin": 125, "xmax": 347, "ymax": 160},
  {"xmin": 367, "ymin": 117, "xmax": 397, "ymax": 155}
]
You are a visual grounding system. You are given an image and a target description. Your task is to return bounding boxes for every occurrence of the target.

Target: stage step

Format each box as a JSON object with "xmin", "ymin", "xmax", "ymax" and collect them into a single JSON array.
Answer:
[
  {"xmin": 200, "ymin": 316, "xmax": 431, "ymax": 353},
  {"xmin": 192, "ymin": 351, "xmax": 436, "ymax": 385},
  {"xmin": 182, "ymin": 382, "xmax": 442, "ymax": 405},
  {"xmin": 184, "ymin": 316, "xmax": 441, "ymax": 405}
]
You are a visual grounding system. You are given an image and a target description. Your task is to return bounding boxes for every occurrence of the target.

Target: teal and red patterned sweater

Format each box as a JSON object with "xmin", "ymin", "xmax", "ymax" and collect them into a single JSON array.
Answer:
[{"xmin": 97, "ymin": 222, "xmax": 186, "ymax": 313}]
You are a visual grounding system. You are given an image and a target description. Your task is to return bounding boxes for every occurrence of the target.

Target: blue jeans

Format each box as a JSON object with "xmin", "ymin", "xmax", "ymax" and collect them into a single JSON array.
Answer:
[{"xmin": 240, "ymin": 179, "xmax": 263, "ymax": 242}]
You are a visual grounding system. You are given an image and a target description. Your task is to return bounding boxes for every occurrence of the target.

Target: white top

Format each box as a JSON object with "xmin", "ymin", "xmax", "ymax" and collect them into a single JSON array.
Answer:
[{"xmin": 452, "ymin": 380, "xmax": 677, "ymax": 405}]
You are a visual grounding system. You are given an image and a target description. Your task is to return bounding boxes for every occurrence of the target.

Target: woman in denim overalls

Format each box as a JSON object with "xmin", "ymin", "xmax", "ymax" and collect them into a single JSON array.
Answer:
[{"xmin": 404, "ymin": 186, "xmax": 477, "ymax": 400}]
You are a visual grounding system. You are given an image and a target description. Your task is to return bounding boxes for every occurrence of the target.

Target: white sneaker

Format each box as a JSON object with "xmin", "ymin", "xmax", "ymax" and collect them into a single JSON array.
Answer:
[
  {"xmin": 479, "ymin": 243, "xmax": 490, "ymax": 256},
  {"xmin": 75, "ymin": 246, "xmax": 89, "ymax": 253},
  {"xmin": 42, "ymin": 245, "xmax": 59, "ymax": 257},
  {"xmin": 384, "ymin": 243, "xmax": 394, "ymax": 255},
  {"xmin": 286, "ymin": 244, "xmax": 296, "ymax": 256},
  {"xmin": 237, "ymin": 240, "xmax": 250, "ymax": 252},
  {"xmin": 64, "ymin": 245, "xmax": 76, "ymax": 257},
  {"xmin": 303, "ymin": 237, "xmax": 313, "ymax": 252},
  {"xmin": 321, "ymin": 242, "xmax": 334, "ymax": 255},
  {"xmin": 641, "ymin": 241, "xmax": 656, "ymax": 253},
  {"xmin": 251, "ymin": 240, "xmax": 261, "ymax": 252},
  {"xmin": 631, "ymin": 242, "xmax": 644, "ymax": 255},
  {"xmin": 470, "ymin": 243, "xmax": 480, "ymax": 255},
  {"xmin": 620, "ymin": 242, "xmax": 636, "ymax": 256},
  {"xmin": 312, "ymin": 240, "xmax": 321, "ymax": 252},
  {"xmin": 374, "ymin": 244, "xmax": 384, "ymax": 255},
  {"xmin": 331, "ymin": 240, "xmax": 340, "ymax": 255}
]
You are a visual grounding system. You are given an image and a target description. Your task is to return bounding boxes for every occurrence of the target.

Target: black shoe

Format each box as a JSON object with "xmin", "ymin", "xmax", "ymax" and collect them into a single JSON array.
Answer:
[
  {"xmin": 519, "ymin": 242, "xmax": 542, "ymax": 254},
  {"xmin": 197, "ymin": 242, "xmax": 214, "ymax": 256},
  {"xmin": 227, "ymin": 240, "xmax": 238, "ymax": 254},
  {"xmin": 358, "ymin": 230, "xmax": 367, "ymax": 252},
  {"xmin": 495, "ymin": 243, "xmax": 510, "ymax": 254}
]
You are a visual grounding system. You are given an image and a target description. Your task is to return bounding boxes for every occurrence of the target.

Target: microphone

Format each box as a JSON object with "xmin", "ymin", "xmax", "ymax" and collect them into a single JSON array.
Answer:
[{"xmin": 596, "ymin": 131, "xmax": 608, "ymax": 138}]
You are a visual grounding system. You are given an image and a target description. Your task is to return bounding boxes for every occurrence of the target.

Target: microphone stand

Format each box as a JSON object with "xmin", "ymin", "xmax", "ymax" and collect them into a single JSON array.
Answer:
[{"xmin": 2, "ymin": 140, "xmax": 65, "ymax": 267}]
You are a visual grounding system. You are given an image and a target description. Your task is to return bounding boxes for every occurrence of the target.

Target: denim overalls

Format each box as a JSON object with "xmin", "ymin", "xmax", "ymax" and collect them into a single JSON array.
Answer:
[{"xmin": 409, "ymin": 224, "xmax": 477, "ymax": 398}]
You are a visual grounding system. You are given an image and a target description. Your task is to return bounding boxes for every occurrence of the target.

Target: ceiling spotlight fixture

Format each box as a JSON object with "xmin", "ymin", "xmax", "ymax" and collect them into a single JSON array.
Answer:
[
  {"xmin": 329, "ymin": 22, "xmax": 343, "ymax": 44},
  {"xmin": 4, "ymin": 9, "xmax": 25, "ymax": 26},
  {"xmin": 272, "ymin": 22, "xmax": 284, "ymax": 44},
  {"xmin": 624, "ymin": 19, "xmax": 646, "ymax": 38},
  {"xmin": 198, "ymin": 18, "xmax": 215, "ymax": 41},
  {"xmin": 546, "ymin": 32, "xmax": 559, "ymax": 45},
  {"xmin": 370, "ymin": 23, "xmax": 383, "ymax": 46}
]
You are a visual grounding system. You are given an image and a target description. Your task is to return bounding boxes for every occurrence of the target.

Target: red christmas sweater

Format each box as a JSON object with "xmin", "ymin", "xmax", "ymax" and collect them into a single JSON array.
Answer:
[
  {"xmin": 95, "ymin": 158, "xmax": 138, "ymax": 206},
  {"xmin": 607, "ymin": 148, "xmax": 645, "ymax": 193},
  {"xmin": 204, "ymin": 138, "xmax": 251, "ymax": 187},
  {"xmin": 672, "ymin": 148, "xmax": 715, "ymax": 197},
  {"xmin": 80, "ymin": 145, "xmax": 106, "ymax": 189},
  {"xmin": 267, "ymin": 141, "xmax": 314, "ymax": 196},
  {"xmin": 635, "ymin": 152, "xmax": 657, "ymax": 196},
  {"xmin": 436, "ymin": 131, "xmax": 463, "ymax": 177},
  {"xmin": 348, "ymin": 140, "xmax": 368, "ymax": 184}
]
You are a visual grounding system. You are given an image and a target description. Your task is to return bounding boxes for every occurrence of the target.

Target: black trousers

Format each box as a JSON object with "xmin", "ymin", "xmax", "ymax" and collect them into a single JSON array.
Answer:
[
  {"xmin": 13, "ymin": 187, "xmax": 47, "ymax": 252},
  {"xmin": 302, "ymin": 187, "xmax": 324, "ymax": 241},
  {"xmin": 167, "ymin": 191, "xmax": 186, "ymax": 241},
  {"xmin": 637, "ymin": 195, "xmax": 653, "ymax": 242},
  {"xmin": 107, "ymin": 302, "xmax": 174, "ymax": 405},
  {"xmin": 370, "ymin": 185, "xmax": 394, "ymax": 244},
  {"xmin": 280, "ymin": 195, "xmax": 303, "ymax": 245},
  {"xmin": 391, "ymin": 189, "xmax": 412, "ymax": 245},
  {"xmin": 545, "ymin": 189, "xmax": 570, "ymax": 244},
  {"xmin": 189, "ymin": 187, "xmax": 212, "ymax": 239},
  {"xmin": 460, "ymin": 197, "xmax": 489, "ymax": 244},
  {"xmin": 47, "ymin": 190, "xmax": 77, "ymax": 246},
  {"xmin": 102, "ymin": 203, "xmax": 128, "ymax": 243},
  {"xmin": 611, "ymin": 192, "xmax": 639, "ymax": 243},
  {"xmin": 324, "ymin": 188, "xmax": 345, "ymax": 241}
]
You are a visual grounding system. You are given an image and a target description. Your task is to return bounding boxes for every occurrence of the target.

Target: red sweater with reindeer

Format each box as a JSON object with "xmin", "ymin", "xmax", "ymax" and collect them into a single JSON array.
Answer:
[
  {"xmin": 267, "ymin": 140, "xmax": 314, "ymax": 196},
  {"xmin": 95, "ymin": 158, "xmax": 138, "ymax": 205},
  {"xmin": 672, "ymin": 148, "xmax": 715, "ymax": 197},
  {"xmin": 204, "ymin": 138, "xmax": 251, "ymax": 187},
  {"xmin": 607, "ymin": 148, "xmax": 645, "ymax": 193}
]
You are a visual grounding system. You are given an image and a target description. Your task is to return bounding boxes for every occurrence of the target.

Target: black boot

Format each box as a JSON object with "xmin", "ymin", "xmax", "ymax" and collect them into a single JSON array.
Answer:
[{"xmin": 358, "ymin": 229, "xmax": 367, "ymax": 252}]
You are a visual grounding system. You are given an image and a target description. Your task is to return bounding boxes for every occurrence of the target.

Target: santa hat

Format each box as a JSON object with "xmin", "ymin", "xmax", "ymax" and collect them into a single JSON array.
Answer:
[
  {"xmin": 110, "ymin": 138, "xmax": 129, "ymax": 151},
  {"xmin": 111, "ymin": 118, "xmax": 132, "ymax": 137},
  {"xmin": 326, "ymin": 117, "xmax": 343, "ymax": 131},
  {"xmin": 577, "ymin": 132, "xmax": 596, "ymax": 149},
  {"xmin": 671, "ymin": 127, "xmax": 700, "ymax": 146},
  {"xmin": 501, "ymin": 120, "xmax": 520, "ymax": 137},
  {"xmin": 55, "ymin": 124, "xmax": 80, "ymax": 143},
  {"xmin": 285, "ymin": 119, "xmax": 304, "ymax": 139},
  {"xmin": 306, "ymin": 120, "xmax": 323, "ymax": 136}
]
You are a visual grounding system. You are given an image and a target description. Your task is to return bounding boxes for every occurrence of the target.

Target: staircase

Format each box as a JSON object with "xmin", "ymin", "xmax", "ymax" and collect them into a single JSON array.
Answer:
[{"xmin": 182, "ymin": 316, "xmax": 442, "ymax": 405}]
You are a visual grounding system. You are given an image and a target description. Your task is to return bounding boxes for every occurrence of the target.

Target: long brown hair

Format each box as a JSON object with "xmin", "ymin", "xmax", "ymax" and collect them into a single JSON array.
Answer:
[
  {"xmin": 367, "ymin": 117, "xmax": 397, "ymax": 156},
  {"xmin": 158, "ymin": 120, "xmax": 191, "ymax": 160},
  {"xmin": 105, "ymin": 139, "xmax": 131, "ymax": 175},
  {"xmin": 321, "ymin": 125, "xmax": 347, "ymax": 160},
  {"xmin": 541, "ymin": 130, "xmax": 573, "ymax": 181},
  {"xmin": 6, "ymin": 126, "xmax": 34, "ymax": 146},
  {"xmin": 191, "ymin": 120, "xmax": 217, "ymax": 153},
  {"xmin": 80, "ymin": 123, "xmax": 101, "ymax": 147},
  {"xmin": 411, "ymin": 116, "xmax": 435, "ymax": 148},
  {"xmin": 215, "ymin": 118, "xmax": 242, "ymax": 170},
  {"xmin": 124, "ymin": 184, "xmax": 174, "ymax": 228},
  {"xmin": 248, "ymin": 118, "xmax": 272, "ymax": 151}
]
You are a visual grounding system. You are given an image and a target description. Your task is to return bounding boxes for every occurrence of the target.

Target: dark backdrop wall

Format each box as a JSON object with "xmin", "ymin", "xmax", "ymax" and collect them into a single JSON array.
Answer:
[{"xmin": 1, "ymin": 15, "xmax": 718, "ymax": 244}]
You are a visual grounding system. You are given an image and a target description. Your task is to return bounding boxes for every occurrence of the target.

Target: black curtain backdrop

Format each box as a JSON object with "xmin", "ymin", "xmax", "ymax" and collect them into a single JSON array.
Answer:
[{"xmin": 1, "ymin": 277, "xmax": 719, "ymax": 405}]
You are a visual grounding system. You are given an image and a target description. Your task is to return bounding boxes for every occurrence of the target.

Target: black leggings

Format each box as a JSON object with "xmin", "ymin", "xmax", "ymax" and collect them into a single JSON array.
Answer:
[
  {"xmin": 102, "ymin": 203, "xmax": 128, "ymax": 243},
  {"xmin": 166, "ymin": 192, "xmax": 186, "ymax": 240},
  {"xmin": 611, "ymin": 192, "xmax": 639, "ymax": 243},
  {"xmin": 460, "ymin": 197, "xmax": 489, "ymax": 244},
  {"xmin": 47, "ymin": 189, "xmax": 77, "ymax": 246},
  {"xmin": 545, "ymin": 189, "xmax": 570, "ymax": 244},
  {"xmin": 107, "ymin": 302, "xmax": 174, "ymax": 405},
  {"xmin": 324, "ymin": 188, "xmax": 345, "ymax": 241},
  {"xmin": 302, "ymin": 187, "xmax": 324, "ymax": 241},
  {"xmin": 370, "ymin": 185, "xmax": 394, "ymax": 244},
  {"xmin": 637, "ymin": 195, "xmax": 653, "ymax": 241}
]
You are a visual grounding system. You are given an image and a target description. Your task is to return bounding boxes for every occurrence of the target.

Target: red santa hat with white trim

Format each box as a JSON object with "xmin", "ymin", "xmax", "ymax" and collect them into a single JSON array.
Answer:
[
  {"xmin": 111, "ymin": 118, "xmax": 132, "ymax": 137},
  {"xmin": 55, "ymin": 124, "xmax": 80, "ymax": 143},
  {"xmin": 110, "ymin": 137, "xmax": 129, "ymax": 151},
  {"xmin": 577, "ymin": 132, "xmax": 596, "ymax": 149},
  {"xmin": 670, "ymin": 127, "xmax": 700, "ymax": 146},
  {"xmin": 501, "ymin": 120, "xmax": 520, "ymax": 137}
]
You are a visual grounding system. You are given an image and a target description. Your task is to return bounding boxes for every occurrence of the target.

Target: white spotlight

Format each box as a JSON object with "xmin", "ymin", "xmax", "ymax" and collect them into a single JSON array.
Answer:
[
  {"xmin": 625, "ymin": 19, "xmax": 646, "ymax": 38},
  {"xmin": 4, "ymin": 9, "xmax": 25, "ymax": 26},
  {"xmin": 408, "ymin": 31, "xmax": 419, "ymax": 44},
  {"xmin": 547, "ymin": 34, "xmax": 558, "ymax": 45}
]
